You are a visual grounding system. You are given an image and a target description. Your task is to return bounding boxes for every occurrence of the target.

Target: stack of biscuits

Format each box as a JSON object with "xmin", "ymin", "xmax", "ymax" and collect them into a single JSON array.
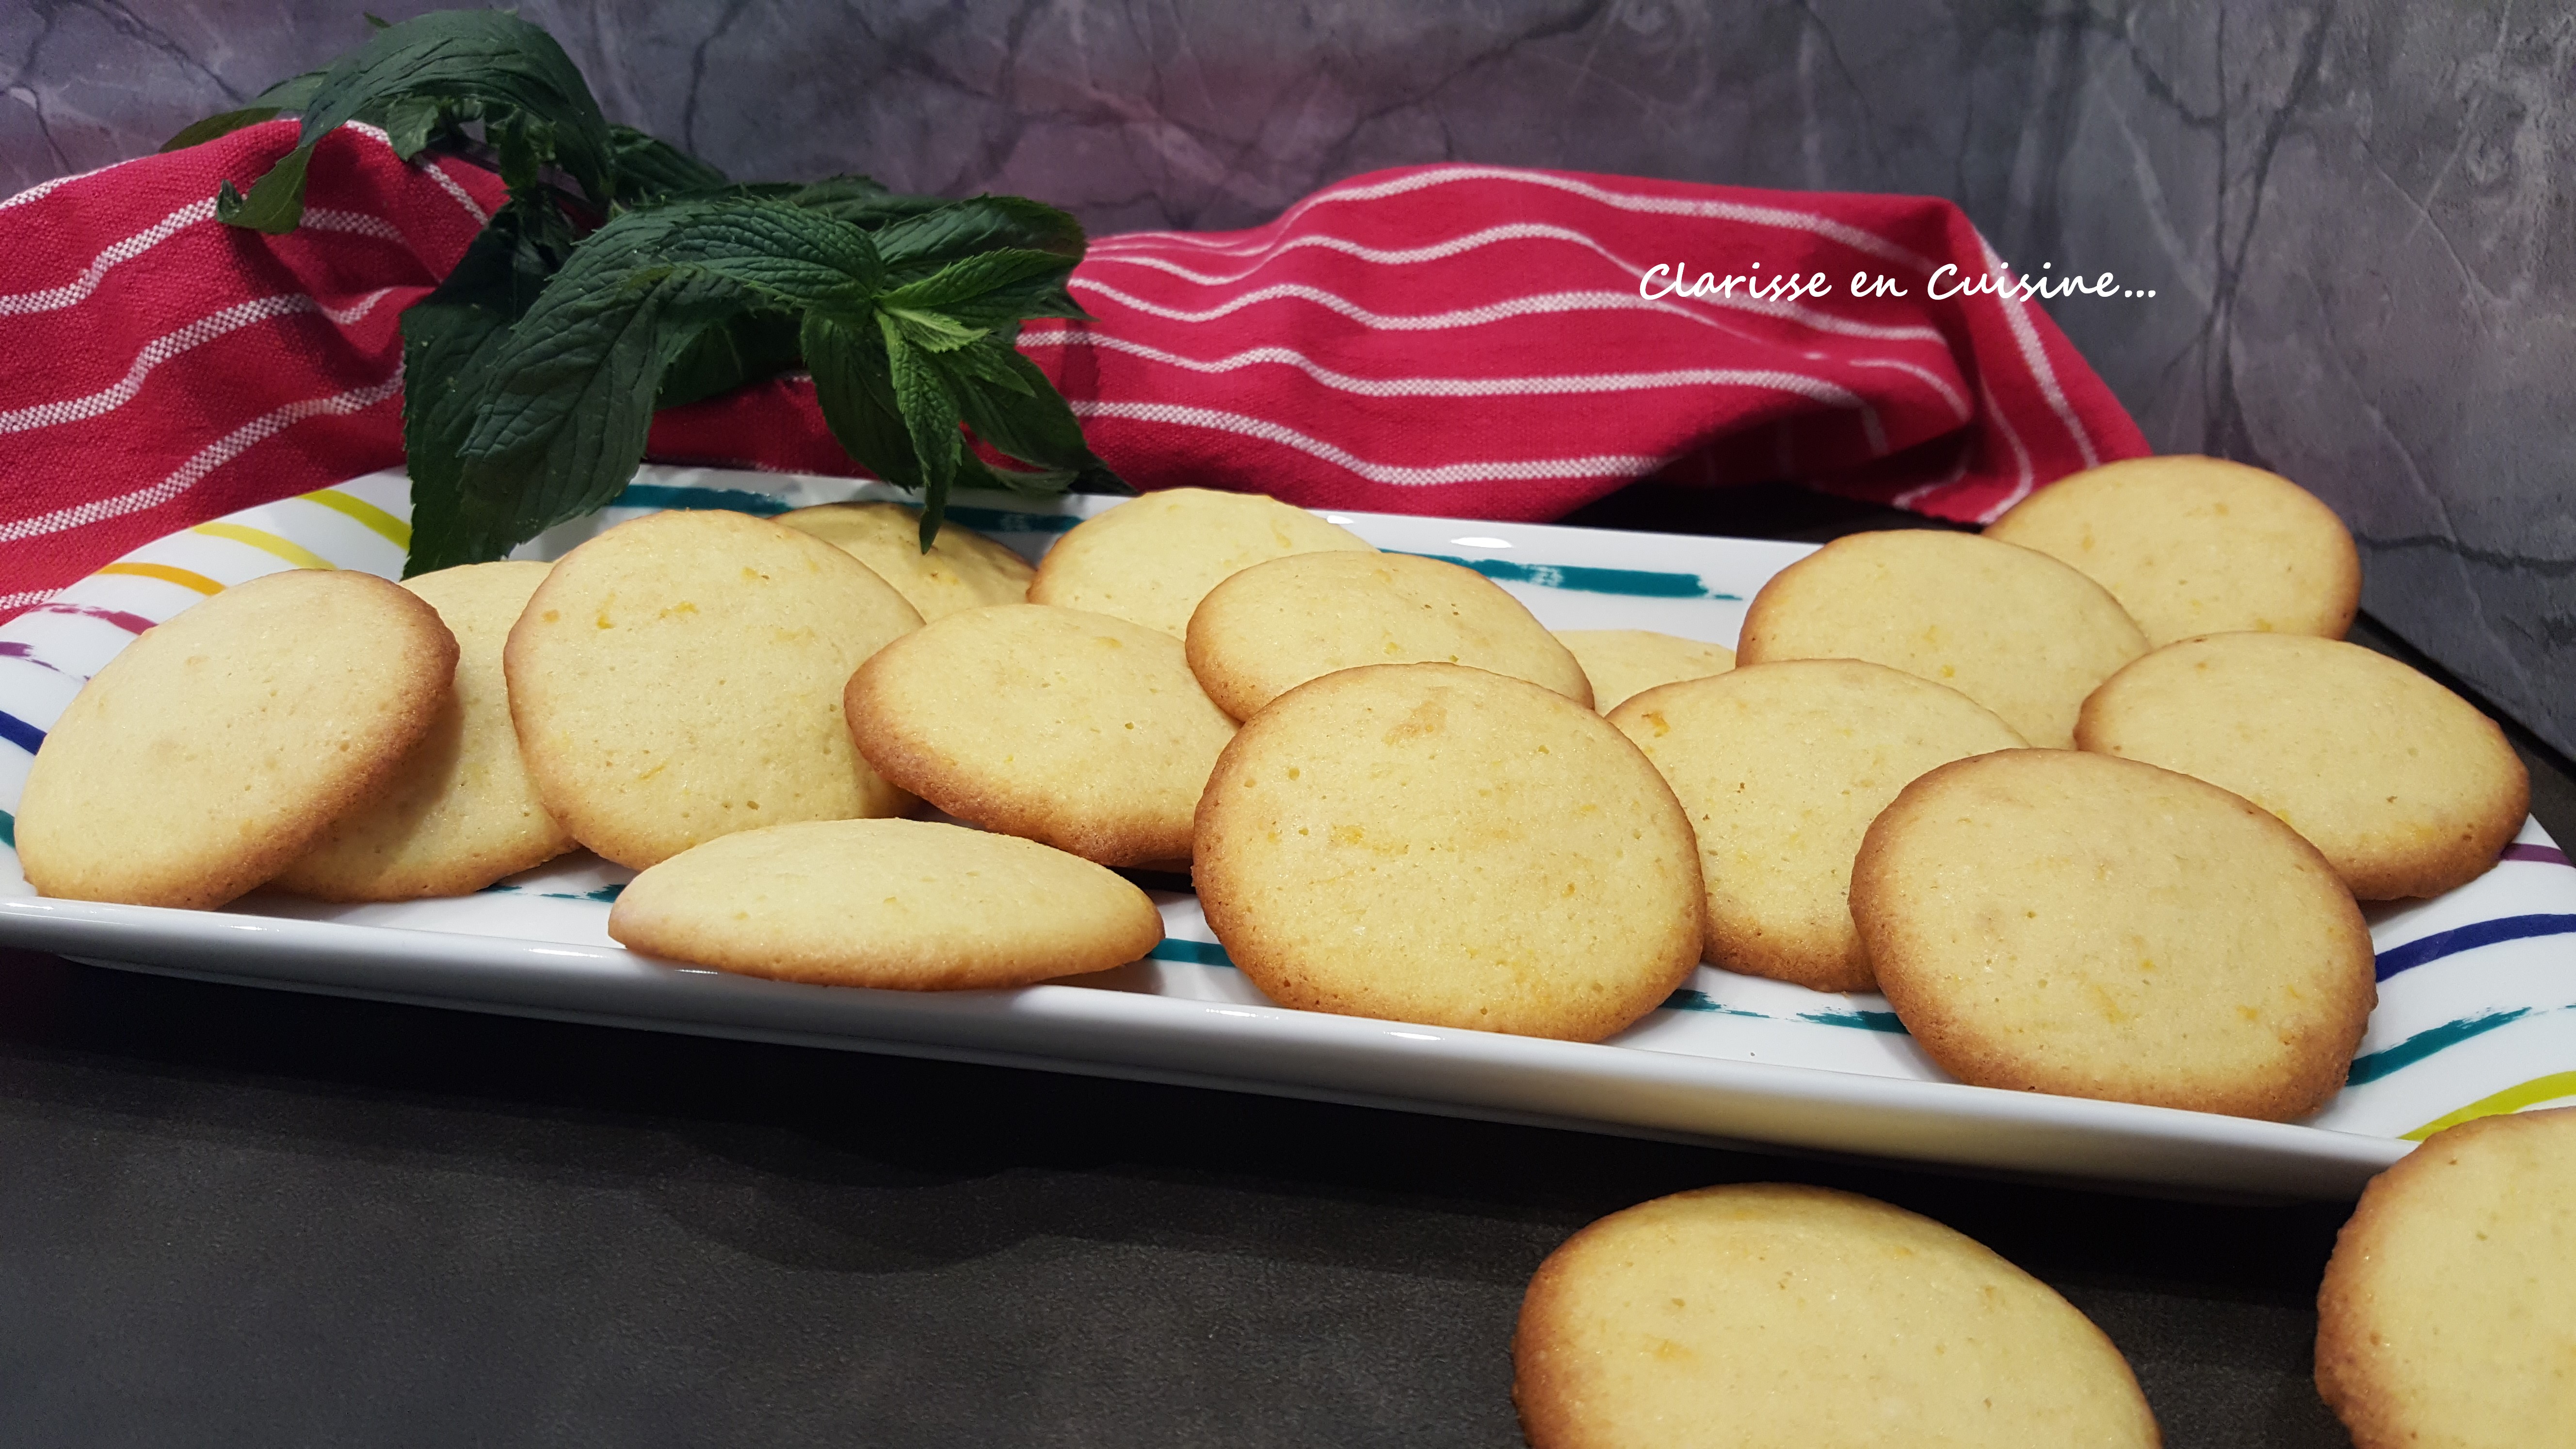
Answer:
[
  {"xmin": 16, "ymin": 462, "xmax": 2534, "ymax": 1118},
  {"xmin": 17, "ymin": 464, "xmax": 2562, "ymax": 1447}
]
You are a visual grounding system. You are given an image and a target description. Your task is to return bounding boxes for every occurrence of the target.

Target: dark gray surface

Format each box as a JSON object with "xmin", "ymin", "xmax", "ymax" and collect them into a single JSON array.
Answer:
[
  {"xmin": 0, "ymin": 949, "xmax": 2358, "ymax": 1449},
  {"xmin": 8, "ymin": 0, "xmax": 2571, "ymax": 755}
]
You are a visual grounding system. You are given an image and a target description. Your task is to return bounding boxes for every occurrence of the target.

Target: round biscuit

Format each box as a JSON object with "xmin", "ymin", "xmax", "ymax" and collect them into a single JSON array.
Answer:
[
  {"xmin": 608, "ymin": 818, "xmax": 1163, "ymax": 989},
  {"xmin": 16, "ymin": 569, "xmax": 457, "ymax": 909},
  {"xmin": 1555, "ymin": 629, "xmax": 1734, "ymax": 712},
  {"xmin": 1187, "ymin": 551, "xmax": 1592, "ymax": 720},
  {"xmin": 1027, "ymin": 486, "xmax": 1375, "ymax": 637},
  {"xmin": 1610, "ymin": 660, "xmax": 2026, "ymax": 993},
  {"xmin": 1853, "ymin": 748, "xmax": 2376, "ymax": 1121},
  {"xmin": 1192, "ymin": 662, "xmax": 1700, "ymax": 1042},
  {"xmin": 775, "ymin": 500, "xmax": 1034, "ymax": 621},
  {"xmin": 2315, "ymin": 1107, "xmax": 2576, "ymax": 1449},
  {"xmin": 1513, "ymin": 1183, "xmax": 2161, "ymax": 1449},
  {"xmin": 845, "ymin": 604, "xmax": 1237, "ymax": 866},
  {"xmin": 272, "ymin": 561, "xmax": 574, "ymax": 900},
  {"xmin": 505, "ymin": 509, "xmax": 924, "ymax": 870},
  {"xmin": 1986, "ymin": 455, "xmax": 2361, "ymax": 645},
  {"xmin": 2077, "ymin": 632, "xmax": 2528, "ymax": 900},
  {"xmin": 1736, "ymin": 530, "xmax": 2147, "ymax": 748}
]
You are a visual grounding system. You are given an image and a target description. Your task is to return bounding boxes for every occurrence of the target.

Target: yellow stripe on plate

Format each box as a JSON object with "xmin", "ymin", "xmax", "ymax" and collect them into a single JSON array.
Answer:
[
  {"xmin": 300, "ymin": 488, "xmax": 411, "ymax": 550},
  {"xmin": 96, "ymin": 562, "xmax": 225, "ymax": 594},
  {"xmin": 190, "ymin": 522, "xmax": 337, "ymax": 571},
  {"xmin": 2403, "ymin": 1070, "xmax": 2576, "ymax": 1141}
]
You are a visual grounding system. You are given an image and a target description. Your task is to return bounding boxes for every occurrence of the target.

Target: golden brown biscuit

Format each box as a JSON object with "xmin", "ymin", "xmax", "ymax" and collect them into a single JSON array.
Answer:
[
  {"xmin": 774, "ymin": 500, "xmax": 1034, "ymax": 621},
  {"xmin": 272, "ymin": 561, "xmax": 574, "ymax": 900},
  {"xmin": 1736, "ymin": 530, "xmax": 2146, "ymax": 748},
  {"xmin": 1193, "ymin": 662, "xmax": 1700, "ymax": 1042},
  {"xmin": 1028, "ymin": 485, "xmax": 1375, "ymax": 636},
  {"xmin": 16, "ymin": 569, "xmax": 456, "ymax": 909},
  {"xmin": 1853, "ymin": 748, "xmax": 2375, "ymax": 1121},
  {"xmin": 2077, "ymin": 632, "xmax": 2528, "ymax": 899},
  {"xmin": 1986, "ymin": 455, "xmax": 2361, "ymax": 645},
  {"xmin": 1610, "ymin": 661, "xmax": 2025, "ymax": 992},
  {"xmin": 2316, "ymin": 1107, "xmax": 2576, "ymax": 1449},
  {"xmin": 845, "ymin": 604, "xmax": 1238, "ymax": 867},
  {"xmin": 1514, "ymin": 1183, "xmax": 2161, "ymax": 1449},
  {"xmin": 505, "ymin": 509, "xmax": 923, "ymax": 870},
  {"xmin": 1555, "ymin": 629, "xmax": 1734, "ymax": 712},
  {"xmin": 608, "ymin": 818, "xmax": 1163, "ymax": 989},
  {"xmin": 1186, "ymin": 551, "xmax": 1592, "ymax": 720}
]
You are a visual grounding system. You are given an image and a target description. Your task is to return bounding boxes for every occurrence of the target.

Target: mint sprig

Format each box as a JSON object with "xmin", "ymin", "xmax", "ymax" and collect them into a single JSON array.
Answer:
[{"xmin": 173, "ymin": 7, "xmax": 1121, "ymax": 573}]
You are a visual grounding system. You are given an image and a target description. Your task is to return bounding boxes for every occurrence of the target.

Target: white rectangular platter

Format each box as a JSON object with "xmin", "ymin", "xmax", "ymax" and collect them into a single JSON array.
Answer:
[{"xmin": 5, "ymin": 465, "xmax": 2572, "ymax": 1199}]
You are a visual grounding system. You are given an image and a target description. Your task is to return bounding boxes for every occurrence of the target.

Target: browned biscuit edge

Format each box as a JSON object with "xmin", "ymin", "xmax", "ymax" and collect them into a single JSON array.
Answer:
[
  {"xmin": 1851, "ymin": 751, "xmax": 2372, "ymax": 1121},
  {"xmin": 841, "ymin": 650, "xmax": 1195, "ymax": 867}
]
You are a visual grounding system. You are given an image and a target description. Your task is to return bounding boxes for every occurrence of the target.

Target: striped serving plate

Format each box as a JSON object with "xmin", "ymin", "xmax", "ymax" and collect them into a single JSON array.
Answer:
[{"xmin": 3, "ymin": 465, "xmax": 2570, "ymax": 1198}]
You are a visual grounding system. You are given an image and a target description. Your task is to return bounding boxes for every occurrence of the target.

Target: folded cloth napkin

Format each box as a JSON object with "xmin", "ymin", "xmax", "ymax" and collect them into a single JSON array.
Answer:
[{"xmin": 0, "ymin": 120, "xmax": 2145, "ymax": 622}]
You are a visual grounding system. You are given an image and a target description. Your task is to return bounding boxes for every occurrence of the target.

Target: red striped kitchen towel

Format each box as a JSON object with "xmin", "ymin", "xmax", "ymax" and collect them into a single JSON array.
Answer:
[{"xmin": 0, "ymin": 119, "xmax": 2147, "ymax": 622}]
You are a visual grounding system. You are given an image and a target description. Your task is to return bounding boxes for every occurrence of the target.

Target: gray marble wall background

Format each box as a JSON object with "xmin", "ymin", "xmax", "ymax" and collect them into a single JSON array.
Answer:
[{"xmin": 8, "ymin": 1, "xmax": 2570, "ymax": 755}]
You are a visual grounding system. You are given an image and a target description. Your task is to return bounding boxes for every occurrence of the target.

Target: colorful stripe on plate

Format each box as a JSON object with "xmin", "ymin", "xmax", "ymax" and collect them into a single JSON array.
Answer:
[
  {"xmin": 2377, "ymin": 914, "xmax": 2576, "ymax": 981},
  {"xmin": 2406, "ymin": 1071, "xmax": 2576, "ymax": 1140}
]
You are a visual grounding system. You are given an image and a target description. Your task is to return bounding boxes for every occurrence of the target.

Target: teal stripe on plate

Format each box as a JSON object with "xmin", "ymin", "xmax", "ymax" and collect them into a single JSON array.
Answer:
[
  {"xmin": 2346, "ymin": 1008, "xmax": 2538, "ymax": 1085},
  {"xmin": 1404, "ymin": 553, "xmax": 1737, "ymax": 600},
  {"xmin": 478, "ymin": 882, "xmax": 625, "ymax": 902},
  {"xmin": 948, "ymin": 505, "xmax": 1083, "ymax": 535},
  {"xmin": 614, "ymin": 483, "xmax": 792, "ymax": 516},
  {"xmin": 0, "ymin": 807, "xmax": 13, "ymax": 849},
  {"xmin": 1660, "ymin": 988, "xmax": 1767, "ymax": 1018},
  {"xmin": 1799, "ymin": 1008, "xmax": 1907, "ymax": 1033},
  {"xmin": 1149, "ymin": 939, "xmax": 1235, "ymax": 966},
  {"xmin": 1660, "ymin": 988, "xmax": 1906, "ymax": 1033}
]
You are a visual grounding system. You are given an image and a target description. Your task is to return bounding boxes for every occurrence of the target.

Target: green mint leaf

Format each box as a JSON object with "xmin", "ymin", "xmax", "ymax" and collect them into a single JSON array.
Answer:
[
  {"xmin": 429, "ymin": 205, "xmax": 764, "ymax": 564},
  {"xmin": 218, "ymin": 9, "xmax": 612, "ymax": 235},
  {"xmin": 216, "ymin": 156, "xmax": 316, "ymax": 231},
  {"xmin": 873, "ymin": 196, "xmax": 1083, "ymax": 281},
  {"xmin": 656, "ymin": 309, "xmax": 802, "ymax": 411},
  {"xmin": 930, "ymin": 332, "xmax": 1036, "ymax": 397},
  {"xmin": 788, "ymin": 176, "xmax": 952, "ymax": 231},
  {"xmin": 942, "ymin": 345, "xmax": 1103, "ymax": 475},
  {"xmin": 605, "ymin": 124, "xmax": 727, "ymax": 204},
  {"xmin": 651, "ymin": 199, "xmax": 885, "ymax": 311},
  {"xmin": 253, "ymin": 69, "xmax": 330, "ymax": 109},
  {"xmin": 402, "ymin": 220, "xmax": 551, "ymax": 574},
  {"xmin": 423, "ymin": 195, "xmax": 892, "ymax": 565},
  {"xmin": 161, "ymin": 105, "xmax": 287, "ymax": 153},
  {"xmin": 802, "ymin": 313, "xmax": 923, "ymax": 492},
  {"xmin": 159, "ymin": 65, "xmax": 330, "ymax": 150},
  {"xmin": 379, "ymin": 93, "xmax": 448, "ymax": 159},
  {"xmin": 878, "ymin": 314, "xmax": 964, "ymax": 547},
  {"xmin": 879, "ymin": 247, "xmax": 1076, "ymax": 312},
  {"xmin": 877, "ymin": 305, "xmax": 986, "ymax": 354}
]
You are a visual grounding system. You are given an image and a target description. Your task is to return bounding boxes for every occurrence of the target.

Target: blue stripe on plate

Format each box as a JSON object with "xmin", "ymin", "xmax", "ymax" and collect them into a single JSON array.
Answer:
[
  {"xmin": 0, "ymin": 709, "xmax": 45, "ymax": 757},
  {"xmin": 2377, "ymin": 914, "xmax": 2576, "ymax": 980},
  {"xmin": 2346, "ymin": 1008, "xmax": 2537, "ymax": 1085},
  {"xmin": 1148, "ymin": 939, "xmax": 1235, "ymax": 966},
  {"xmin": 613, "ymin": 483, "xmax": 792, "ymax": 516},
  {"xmin": 1404, "ymin": 553, "xmax": 1738, "ymax": 600}
]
